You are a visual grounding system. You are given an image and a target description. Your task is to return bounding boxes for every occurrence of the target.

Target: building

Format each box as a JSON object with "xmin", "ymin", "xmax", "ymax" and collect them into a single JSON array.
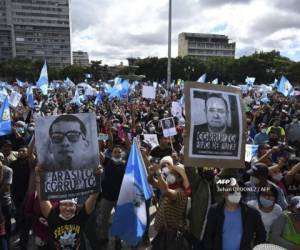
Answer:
[
  {"xmin": 178, "ymin": 33, "xmax": 235, "ymax": 60},
  {"xmin": 72, "ymin": 51, "xmax": 89, "ymax": 67},
  {"xmin": 0, "ymin": 0, "xmax": 71, "ymax": 68}
]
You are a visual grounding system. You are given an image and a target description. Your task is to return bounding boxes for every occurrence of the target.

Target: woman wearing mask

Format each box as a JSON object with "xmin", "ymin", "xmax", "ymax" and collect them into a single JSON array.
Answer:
[
  {"xmin": 247, "ymin": 186, "xmax": 282, "ymax": 236},
  {"xmin": 148, "ymin": 156, "xmax": 190, "ymax": 250},
  {"xmin": 270, "ymin": 196, "xmax": 300, "ymax": 250}
]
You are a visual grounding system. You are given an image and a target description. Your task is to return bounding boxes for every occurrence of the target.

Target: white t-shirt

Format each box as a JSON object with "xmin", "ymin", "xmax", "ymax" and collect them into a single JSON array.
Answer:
[{"xmin": 247, "ymin": 200, "xmax": 282, "ymax": 235}]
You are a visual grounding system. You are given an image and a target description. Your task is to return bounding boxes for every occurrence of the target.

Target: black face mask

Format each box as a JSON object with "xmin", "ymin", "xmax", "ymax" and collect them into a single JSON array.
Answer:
[{"xmin": 269, "ymin": 138, "xmax": 278, "ymax": 147}]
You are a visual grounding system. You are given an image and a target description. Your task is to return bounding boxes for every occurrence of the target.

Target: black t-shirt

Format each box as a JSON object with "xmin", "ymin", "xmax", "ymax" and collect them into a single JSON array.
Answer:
[
  {"xmin": 150, "ymin": 146, "xmax": 172, "ymax": 160},
  {"xmin": 47, "ymin": 206, "xmax": 89, "ymax": 250},
  {"xmin": 101, "ymin": 157, "xmax": 126, "ymax": 202}
]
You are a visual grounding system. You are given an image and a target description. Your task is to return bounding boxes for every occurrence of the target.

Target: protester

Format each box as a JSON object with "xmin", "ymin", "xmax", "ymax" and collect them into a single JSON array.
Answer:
[{"xmin": 203, "ymin": 181, "xmax": 266, "ymax": 250}]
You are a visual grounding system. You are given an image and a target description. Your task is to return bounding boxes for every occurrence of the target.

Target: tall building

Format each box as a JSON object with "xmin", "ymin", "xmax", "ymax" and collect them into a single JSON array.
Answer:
[
  {"xmin": 178, "ymin": 33, "xmax": 235, "ymax": 60},
  {"xmin": 0, "ymin": 0, "xmax": 71, "ymax": 68},
  {"xmin": 72, "ymin": 51, "xmax": 89, "ymax": 67}
]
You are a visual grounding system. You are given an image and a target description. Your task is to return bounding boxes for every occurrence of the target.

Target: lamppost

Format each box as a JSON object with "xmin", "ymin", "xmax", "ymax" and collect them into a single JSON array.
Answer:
[
  {"xmin": 184, "ymin": 65, "xmax": 195, "ymax": 81},
  {"xmin": 167, "ymin": 0, "xmax": 172, "ymax": 88}
]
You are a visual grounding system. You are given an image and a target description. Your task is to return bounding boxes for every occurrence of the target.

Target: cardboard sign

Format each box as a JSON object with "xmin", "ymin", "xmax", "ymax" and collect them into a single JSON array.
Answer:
[
  {"xmin": 160, "ymin": 117, "xmax": 177, "ymax": 137},
  {"xmin": 184, "ymin": 82, "xmax": 246, "ymax": 169},
  {"xmin": 142, "ymin": 86, "xmax": 156, "ymax": 99},
  {"xmin": 35, "ymin": 113, "xmax": 100, "ymax": 200}
]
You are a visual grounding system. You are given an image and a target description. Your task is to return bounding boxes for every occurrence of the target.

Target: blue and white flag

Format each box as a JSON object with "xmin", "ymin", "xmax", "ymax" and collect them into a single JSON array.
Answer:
[
  {"xmin": 245, "ymin": 144, "xmax": 258, "ymax": 162},
  {"xmin": 36, "ymin": 62, "xmax": 48, "ymax": 95},
  {"xmin": 260, "ymin": 95, "xmax": 270, "ymax": 104},
  {"xmin": 16, "ymin": 79, "xmax": 25, "ymax": 87},
  {"xmin": 94, "ymin": 91, "xmax": 102, "ymax": 106},
  {"xmin": 71, "ymin": 89, "xmax": 83, "ymax": 106},
  {"xmin": 119, "ymin": 79, "xmax": 129, "ymax": 98},
  {"xmin": 0, "ymin": 97, "xmax": 12, "ymax": 136},
  {"xmin": 197, "ymin": 73, "xmax": 206, "ymax": 83},
  {"xmin": 64, "ymin": 77, "xmax": 75, "ymax": 89},
  {"xmin": 212, "ymin": 78, "xmax": 218, "ymax": 85},
  {"xmin": 277, "ymin": 76, "xmax": 294, "ymax": 97},
  {"xmin": 245, "ymin": 76, "xmax": 255, "ymax": 86},
  {"xmin": 26, "ymin": 86, "xmax": 35, "ymax": 109},
  {"xmin": 0, "ymin": 87, "xmax": 8, "ymax": 103},
  {"xmin": 111, "ymin": 139, "xmax": 152, "ymax": 246}
]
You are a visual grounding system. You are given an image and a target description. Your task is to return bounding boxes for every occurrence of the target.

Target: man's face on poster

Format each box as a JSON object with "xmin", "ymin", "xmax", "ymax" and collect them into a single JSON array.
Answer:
[
  {"xmin": 206, "ymin": 97, "xmax": 228, "ymax": 130},
  {"xmin": 49, "ymin": 121, "xmax": 89, "ymax": 168}
]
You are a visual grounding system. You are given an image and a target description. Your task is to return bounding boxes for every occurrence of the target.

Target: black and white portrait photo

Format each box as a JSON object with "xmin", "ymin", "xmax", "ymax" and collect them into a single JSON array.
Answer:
[
  {"xmin": 184, "ymin": 82, "xmax": 245, "ymax": 169},
  {"xmin": 160, "ymin": 117, "xmax": 177, "ymax": 137},
  {"xmin": 35, "ymin": 113, "xmax": 100, "ymax": 199}
]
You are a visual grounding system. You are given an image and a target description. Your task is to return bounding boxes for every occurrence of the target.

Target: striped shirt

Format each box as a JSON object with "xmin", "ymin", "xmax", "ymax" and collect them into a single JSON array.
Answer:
[{"xmin": 154, "ymin": 188, "xmax": 188, "ymax": 231}]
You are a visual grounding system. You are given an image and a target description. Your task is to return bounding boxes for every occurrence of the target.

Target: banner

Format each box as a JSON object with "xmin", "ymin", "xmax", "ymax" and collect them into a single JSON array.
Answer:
[
  {"xmin": 142, "ymin": 86, "xmax": 156, "ymax": 99},
  {"xmin": 35, "ymin": 113, "xmax": 100, "ymax": 200},
  {"xmin": 184, "ymin": 82, "xmax": 246, "ymax": 169}
]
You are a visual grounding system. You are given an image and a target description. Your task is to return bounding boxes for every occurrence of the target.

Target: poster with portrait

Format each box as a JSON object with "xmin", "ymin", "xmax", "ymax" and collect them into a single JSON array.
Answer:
[
  {"xmin": 35, "ymin": 113, "xmax": 100, "ymax": 200},
  {"xmin": 184, "ymin": 82, "xmax": 246, "ymax": 169},
  {"xmin": 160, "ymin": 117, "xmax": 177, "ymax": 137}
]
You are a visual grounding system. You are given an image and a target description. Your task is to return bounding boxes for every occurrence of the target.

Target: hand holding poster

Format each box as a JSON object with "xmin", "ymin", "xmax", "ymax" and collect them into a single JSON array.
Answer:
[
  {"xmin": 35, "ymin": 113, "xmax": 100, "ymax": 200},
  {"xmin": 245, "ymin": 144, "xmax": 258, "ymax": 162},
  {"xmin": 142, "ymin": 86, "xmax": 156, "ymax": 99},
  {"xmin": 9, "ymin": 91, "xmax": 22, "ymax": 108},
  {"xmin": 171, "ymin": 101, "xmax": 183, "ymax": 119},
  {"xmin": 184, "ymin": 82, "xmax": 245, "ymax": 169},
  {"xmin": 143, "ymin": 134, "xmax": 159, "ymax": 149}
]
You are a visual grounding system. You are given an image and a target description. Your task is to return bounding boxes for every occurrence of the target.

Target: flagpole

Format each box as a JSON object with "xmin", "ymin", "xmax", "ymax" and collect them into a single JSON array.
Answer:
[{"xmin": 167, "ymin": 0, "xmax": 172, "ymax": 89}]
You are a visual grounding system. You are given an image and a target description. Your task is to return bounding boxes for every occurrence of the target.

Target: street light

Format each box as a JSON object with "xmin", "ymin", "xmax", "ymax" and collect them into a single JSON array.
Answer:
[
  {"xmin": 184, "ymin": 65, "xmax": 195, "ymax": 81},
  {"xmin": 167, "ymin": 0, "xmax": 172, "ymax": 88}
]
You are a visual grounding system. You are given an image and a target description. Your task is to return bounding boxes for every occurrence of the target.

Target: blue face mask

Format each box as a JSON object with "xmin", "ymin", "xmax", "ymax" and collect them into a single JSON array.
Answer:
[
  {"xmin": 259, "ymin": 197, "xmax": 274, "ymax": 208},
  {"xmin": 16, "ymin": 127, "xmax": 25, "ymax": 134}
]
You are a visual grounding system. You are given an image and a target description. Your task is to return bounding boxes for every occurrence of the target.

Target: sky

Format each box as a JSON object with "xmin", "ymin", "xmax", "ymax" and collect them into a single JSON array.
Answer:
[{"xmin": 71, "ymin": 0, "xmax": 300, "ymax": 66}]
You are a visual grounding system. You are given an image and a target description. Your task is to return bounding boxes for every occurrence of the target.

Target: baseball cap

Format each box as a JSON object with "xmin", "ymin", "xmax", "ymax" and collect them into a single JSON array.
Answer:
[{"xmin": 246, "ymin": 163, "xmax": 268, "ymax": 178}]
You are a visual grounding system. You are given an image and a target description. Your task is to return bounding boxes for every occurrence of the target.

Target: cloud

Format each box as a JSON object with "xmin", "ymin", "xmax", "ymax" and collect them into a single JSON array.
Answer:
[{"xmin": 71, "ymin": 0, "xmax": 300, "ymax": 65}]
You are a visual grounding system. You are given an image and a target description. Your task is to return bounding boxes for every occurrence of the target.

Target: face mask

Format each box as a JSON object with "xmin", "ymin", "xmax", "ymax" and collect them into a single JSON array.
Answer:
[
  {"xmin": 149, "ymin": 126, "xmax": 156, "ymax": 133},
  {"xmin": 250, "ymin": 176, "xmax": 260, "ymax": 185},
  {"xmin": 16, "ymin": 127, "xmax": 25, "ymax": 134},
  {"xmin": 59, "ymin": 213, "xmax": 75, "ymax": 221},
  {"xmin": 27, "ymin": 127, "xmax": 35, "ymax": 132},
  {"xmin": 166, "ymin": 173, "xmax": 176, "ymax": 185},
  {"xmin": 261, "ymin": 129, "xmax": 267, "ymax": 133},
  {"xmin": 272, "ymin": 173, "xmax": 283, "ymax": 182},
  {"xmin": 227, "ymin": 192, "xmax": 241, "ymax": 204},
  {"xmin": 153, "ymin": 117, "xmax": 159, "ymax": 121},
  {"xmin": 111, "ymin": 156, "xmax": 122, "ymax": 164},
  {"xmin": 259, "ymin": 197, "xmax": 274, "ymax": 208}
]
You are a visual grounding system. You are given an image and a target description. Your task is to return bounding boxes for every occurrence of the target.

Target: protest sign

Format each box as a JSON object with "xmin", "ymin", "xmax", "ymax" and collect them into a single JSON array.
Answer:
[
  {"xmin": 98, "ymin": 133, "xmax": 109, "ymax": 141},
  {"xmin": 143, "ymin": 134, "xmax": 159, "ymax": 148},
  {"xmin": 160, "ymin": 117, "xmax": 177, "ymax": 137},
  {"xmin": 142, "ymin": 86, "xmax": 156, "ymax": 99},
  {"xmin": 171, "ymin": 101, "xmax": 183, "ymax": 118},
  {"xmin": 9, "ymin": 91, "xmax": 22, "ymax": 108},
  {"xmin": 184, "ymin": 82, "xmax": 246, "ymax": 169},
  {"xmin": 245, "ymin": 144, "xmax": 258, "ymax": 162},
  {"xmin": 35, "ymin": 113, "xmax": 100, "ymax": 200}
]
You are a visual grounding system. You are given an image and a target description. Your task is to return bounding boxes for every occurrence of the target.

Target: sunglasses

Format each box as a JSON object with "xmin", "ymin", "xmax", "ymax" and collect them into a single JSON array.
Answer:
[{"xmin": 51, "ymin": 131, "xmax": 82, "ymax": 144}]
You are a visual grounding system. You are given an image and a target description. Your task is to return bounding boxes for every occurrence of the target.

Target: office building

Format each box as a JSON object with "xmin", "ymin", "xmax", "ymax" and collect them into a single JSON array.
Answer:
[
  {"xmin": 0, "ymin": 0, "xmax": 71, "ymax": 68},
  {"xmin": 73, "ymin": 51, "xmax": 89, "ymax": 67},
  {"xmin": 178, "ymin": 33, "xmax": 235, "ymax": 60}
]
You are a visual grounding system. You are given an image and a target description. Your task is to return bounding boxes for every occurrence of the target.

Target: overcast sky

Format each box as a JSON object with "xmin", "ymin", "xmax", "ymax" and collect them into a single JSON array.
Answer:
[{"xmin": 71, "ymin": 0, "xmax": 300, "ymax": 65}]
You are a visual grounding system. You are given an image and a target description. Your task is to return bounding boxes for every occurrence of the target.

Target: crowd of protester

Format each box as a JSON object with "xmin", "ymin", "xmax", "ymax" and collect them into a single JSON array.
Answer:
[{"xmin": 0, "ymin": 79, "xmax": 299, "ymax": 250}]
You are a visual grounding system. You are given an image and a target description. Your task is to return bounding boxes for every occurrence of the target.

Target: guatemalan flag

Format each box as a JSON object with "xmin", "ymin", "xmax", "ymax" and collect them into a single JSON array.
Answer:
[
  {"xmin": 277, "ymin": 76, "xmax": 294, "ymax": 97},
  {"xmin": 111, "ymin": 139, "xmax": 152, "ymax": 246},
  {"xmin": 0, "ymin": 97, "xmax": 12, "ymax": 136},
  {"xmin": 36, "ymin": 62, "xmax": 48, "ymax": 95}
]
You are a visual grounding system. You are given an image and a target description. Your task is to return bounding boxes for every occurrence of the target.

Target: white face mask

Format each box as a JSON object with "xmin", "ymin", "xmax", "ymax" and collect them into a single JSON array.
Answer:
[
  {"xmin": 261, "ymin": 129, "xmax": 267, "ymax": 133},
  {"xmin": 111, "ymin": 156, "xmax": 122, "ymax": 164},
  {"xmin": 250, "ymin": 176, "xmax": 260, "ymax": 185},
  {"xmin": 227, "ymin": 192, "xmax": 241, "ymax": 204},
  {"xmin": 272, "ymin": 173, "xmax": 283, "ymax": 182},
  {"xmin": 166, "ymin": 173, "xmax": 176, "ymax": 185},
  {"xmin": 59, "ymin": 213, "xmax": 75, "ymax": 221}
]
